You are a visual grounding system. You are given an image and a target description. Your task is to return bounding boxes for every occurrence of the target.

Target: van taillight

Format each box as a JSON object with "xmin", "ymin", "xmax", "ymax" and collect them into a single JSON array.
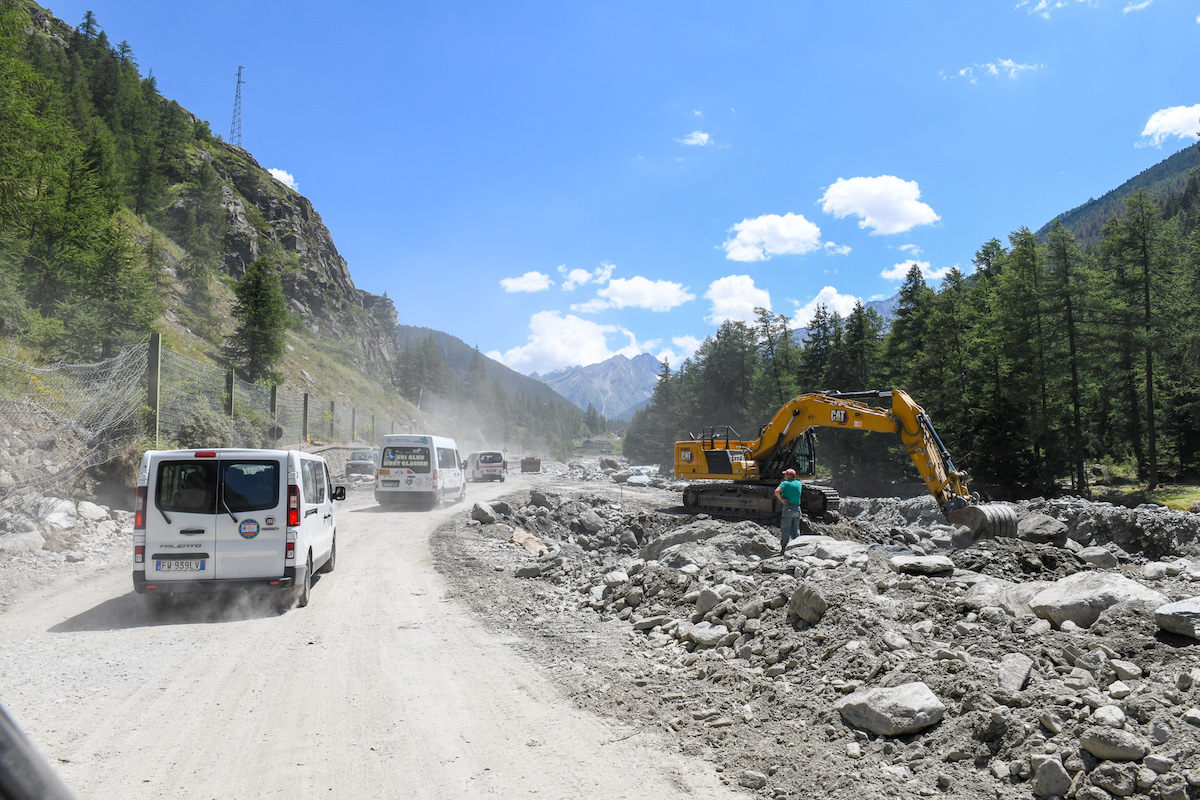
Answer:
[
  {"xmin": 134, "ymin": 487, "xmax": 146, "ymax": 530},
  {"xmin": 287, "ymin": 484, "xmax": 300, "ymax": 526},
  {"xmin": 194, "ymin": 450, "xmax": 217, "ymax": 458},
  {"xmin": 134, "ymin": 545, "xmax": 144, "ymax": 564}
]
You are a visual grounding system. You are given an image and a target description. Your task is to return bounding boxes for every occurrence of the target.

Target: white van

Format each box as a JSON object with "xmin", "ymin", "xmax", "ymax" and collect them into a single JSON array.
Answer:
[
  {"xmin": 375, "ymin": 434, "xmax": 465, "ymax": 508},
  {"xmin": 465, "ymin": 451, "xmax": 507, "ymax": 482},
  {"xmin": 132, "ymin": 449, "xmax": 344, "ymax": 610}
]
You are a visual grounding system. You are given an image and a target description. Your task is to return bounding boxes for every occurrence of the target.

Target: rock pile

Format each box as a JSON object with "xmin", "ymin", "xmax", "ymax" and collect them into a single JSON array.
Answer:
[
  {"xmin": 0, "ymin": 492, "xmax": 131, "ymax": 609},
  {"xmin": 463, "ymin": 489, "xmax": 1200, "ymax": 799}
]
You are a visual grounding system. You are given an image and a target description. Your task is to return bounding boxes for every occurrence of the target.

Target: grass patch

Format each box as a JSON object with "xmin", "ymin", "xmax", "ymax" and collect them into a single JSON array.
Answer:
[{"xmin": 1146, "ymin": 484, "xmax": 1200, "ymax": 512}]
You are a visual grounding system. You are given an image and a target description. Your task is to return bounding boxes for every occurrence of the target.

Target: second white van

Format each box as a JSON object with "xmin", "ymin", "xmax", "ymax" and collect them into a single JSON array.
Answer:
[
  {"xmin": 465, "ymin": 451, "xmax": 507, "ymax": 482},
  {"xmin": 375, "ymin": 434, "xmax": 465, "ymax": 508}
]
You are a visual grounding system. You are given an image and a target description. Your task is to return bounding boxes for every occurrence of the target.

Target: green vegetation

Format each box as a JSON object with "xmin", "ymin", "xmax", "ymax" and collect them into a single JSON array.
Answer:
[
  {"xmin": 222, "ymin": 256, "xmax": 288, "ymax": 383},
  {"xmin": 627, "ymin": 189, "xmax": 1200, "ymax": 499},
  {"xmin": 0, "ymin": 3, "xmax": 587, "ymax": 456}
]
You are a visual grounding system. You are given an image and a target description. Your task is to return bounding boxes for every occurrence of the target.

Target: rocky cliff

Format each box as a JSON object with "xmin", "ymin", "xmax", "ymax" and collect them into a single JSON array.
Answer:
[{"xmin": 208, "ymin": 144, "xmax": 401, "ymax": 378}]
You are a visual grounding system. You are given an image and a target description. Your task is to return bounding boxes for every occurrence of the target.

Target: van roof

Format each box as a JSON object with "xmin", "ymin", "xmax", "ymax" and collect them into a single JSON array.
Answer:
[{"xmin": 145, "ymin": 448, "xmax": 315, "ymax": 459}]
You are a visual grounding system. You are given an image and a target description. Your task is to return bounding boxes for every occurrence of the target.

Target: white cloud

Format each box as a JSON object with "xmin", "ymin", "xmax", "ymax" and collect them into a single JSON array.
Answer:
[
  {"xmin": 792, "ymin": 286, "xmax": 863, "ymax": 328},
  {"xmin": 676, "ymin": 130, "xmax": 713, "ymax": 146},
  {"xmin": 880, "ymin": 259, "xmax": 953, "ymax": 282},
  {"xmin": 820, "ymin": 175, "xmax": 940, "ymax": 235},
  {"xmin": 949, "ymin": 59, "xmax": 1042, "ymax": 84},
  {"xmin": 1138, "ymin": 105, "xmax": 1200, "ymax": 147},
  {"xmin": 1123, "ymin": 0, "xmax": 1152, "ymax": 11},
  {"xmin": 485, "ymin": 311, "xmax": 641, "ymax": 374},
  {"xmin": 899, "ymin": 243, "xmax": 922, "ymax": 255},
  {"xmin": 1016, "ymin": 0, "xmax": 1097, "ymax": 19},
  {"xmin": 704, "ymin": 275, "xmax": 770, "ymax": 325},
  {"xmin": 558, "ymin": 262, "xmax": 615, "ymax": 291},
  {"xmin": 656, "ymin": 335, "xmax": 703, "ymax": 366},
  {"xmin": 267, "ymin": 168, "xmax": 298, "ymax": 190},
  {"xmin": 722, "ymin": 212, "xmax": 823, "ymax": 262},
  {"xmin": 693, "ymin": 110, "xmax": 703, "ymax": 119},
  {"xmin": 823, "ymin": 242, "xmax": 852, "ymax": 256},
  {"xmin": 572, "ymin": 276, "xmax": 694, "ymax": 313},
  {"xmin": 499, "ymin": 271, "xmax": 553, "ymax": 293}
]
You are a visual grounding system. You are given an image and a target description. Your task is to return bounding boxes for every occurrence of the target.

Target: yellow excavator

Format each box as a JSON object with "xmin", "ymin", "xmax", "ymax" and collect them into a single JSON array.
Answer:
[{"xmin": 673, "ymin": 389, "xmax": 1017, "ymax": 538}]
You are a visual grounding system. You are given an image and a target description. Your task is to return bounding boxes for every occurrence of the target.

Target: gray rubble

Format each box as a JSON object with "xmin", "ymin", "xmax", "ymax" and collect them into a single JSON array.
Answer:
[{"xmin": 444, "ymin": 485, "xmax": 1200, "ymax": 800}]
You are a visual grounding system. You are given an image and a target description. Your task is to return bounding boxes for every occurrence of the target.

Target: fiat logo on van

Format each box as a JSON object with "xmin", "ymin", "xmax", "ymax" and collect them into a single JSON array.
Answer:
[{"xmin": 239, "ymin": 519, "xmax": 260, "ymax": 539}]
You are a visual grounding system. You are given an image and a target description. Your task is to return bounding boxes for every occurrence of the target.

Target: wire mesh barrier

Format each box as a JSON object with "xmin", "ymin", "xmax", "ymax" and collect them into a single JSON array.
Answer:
[
  {"xmin": 0, "ymin": 342, "xmax": 149, "ymax": 507},
  {"xmin": 0, "ymin": 334, "xmax": 411, "ymax": 505}
]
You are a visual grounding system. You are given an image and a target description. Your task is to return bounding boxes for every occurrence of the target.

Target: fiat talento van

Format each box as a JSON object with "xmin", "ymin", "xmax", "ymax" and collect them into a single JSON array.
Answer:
[
  {"xmin": 375, "ymin": 433, "xmax": 465, "ymax": 508},
  {"xmin": 133, "ymin": 449, "xmax": 345, "ymax": 610}
]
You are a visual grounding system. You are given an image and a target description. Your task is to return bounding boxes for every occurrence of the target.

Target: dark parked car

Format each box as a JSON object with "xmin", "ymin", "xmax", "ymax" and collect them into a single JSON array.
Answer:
[{"xmin": 346, "ymin": 448, "xmax": 377, "ymax": 477}]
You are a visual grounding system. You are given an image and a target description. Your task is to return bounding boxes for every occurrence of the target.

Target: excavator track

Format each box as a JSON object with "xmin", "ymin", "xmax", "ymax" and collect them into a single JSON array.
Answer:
[{"xmin": 681, "ymin": 482, "xmax": 840, "ymax": 522}]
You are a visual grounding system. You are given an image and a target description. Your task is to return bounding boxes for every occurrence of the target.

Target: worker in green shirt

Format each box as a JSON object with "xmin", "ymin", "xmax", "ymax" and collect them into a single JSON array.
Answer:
[{"xmin": 774, "ymin": 468, "xmax": 803, "ymax": 554}]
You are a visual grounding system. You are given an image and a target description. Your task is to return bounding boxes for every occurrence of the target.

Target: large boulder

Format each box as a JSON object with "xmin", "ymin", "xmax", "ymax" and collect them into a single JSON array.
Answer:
[
  {"xmin": 964, "ymin": 577, "xmax": 1053, "ymax": 618},
  {"xmin": 787, "ymin": 583, "xmax": 828, "ymax": 625},
  {"xmin": 1079, "ymin": 727, "xmax": 1149, "ymax": 761},
  {"xmin": 470, "ymin": 503, "xmax": 497, "ymax": 524},
  {"xmin": 814, "ymin": 540, "xmax": 870, "ymax": 561},
  {"xmin": 1019, "ymin": 513, "xmax": 1069, "ymax": 546},
  {"xmin": 888, "ymin": 555, "xmax": 955, "ymax": 575},
  {"xmin": 834, "ymin": 682, "xmax": 945, "ymax": 736},
  {"xmin": 1155, "ymin": 597, "xmax": 1200, "ymax": 639},
  {"xmin": 1029, "ymin": 571, "xmax": 1168, "ymax": 629},
  {"xmin": 997, "ymin": 653, "xmax": 1034, "ymax": 694}
]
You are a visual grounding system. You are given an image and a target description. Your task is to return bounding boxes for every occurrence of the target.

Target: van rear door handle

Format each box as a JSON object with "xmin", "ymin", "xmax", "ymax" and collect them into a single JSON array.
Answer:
[
  {"xmin": 179, "ymin": 528, "xmax": 206, "ymax": 536},
  {"xmin": 323, "ymin": 513, "xmax": 332, "ymax": 521},
  {"xmin": 305, "ymin": 508, "xmax": 318, "ymax": 518}
]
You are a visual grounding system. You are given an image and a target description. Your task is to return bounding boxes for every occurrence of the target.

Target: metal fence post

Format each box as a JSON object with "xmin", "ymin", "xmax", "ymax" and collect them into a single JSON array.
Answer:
[
  {"xmin": 329, "ymin": 400, "xmax": 336, "ymax": 440},
  {"xmin": 148, "ymin": 333, "xmax": 162, "ymax": 448},
  {"xmin": 351, "ymin": 407, "xmax": 357, "ymax": 442},
  {"xmin": 225, "ymin": 370, "xmax": 235, "ymax": 417},
  {"xmin": 302, "ymin": 393, "xmax": 310, "ymax": 447}
]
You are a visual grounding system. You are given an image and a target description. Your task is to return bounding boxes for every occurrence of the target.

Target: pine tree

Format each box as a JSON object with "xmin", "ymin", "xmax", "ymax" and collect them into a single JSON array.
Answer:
[{"xmin": 223, "ymin": 257, "xmax": 288, "ymax": 383}]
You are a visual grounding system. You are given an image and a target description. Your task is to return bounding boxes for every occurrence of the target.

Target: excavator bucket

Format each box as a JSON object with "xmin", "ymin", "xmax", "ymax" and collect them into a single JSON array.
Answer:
[{"xmin": 947, "ymin": 503, "xmax": 1019, "ymax": 540}]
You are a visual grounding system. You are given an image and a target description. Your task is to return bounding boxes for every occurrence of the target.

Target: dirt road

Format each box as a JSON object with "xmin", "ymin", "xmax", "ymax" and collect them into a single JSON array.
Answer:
[{"xmin": 0, "ymin": 475, "xmax": 736, "ymax": 799}]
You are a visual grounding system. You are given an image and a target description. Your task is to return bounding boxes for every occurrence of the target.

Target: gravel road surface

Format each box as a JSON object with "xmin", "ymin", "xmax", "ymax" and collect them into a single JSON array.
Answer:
[{"xmin": 0, "ymin": 474, "xmax": 736, "ymax": 799}]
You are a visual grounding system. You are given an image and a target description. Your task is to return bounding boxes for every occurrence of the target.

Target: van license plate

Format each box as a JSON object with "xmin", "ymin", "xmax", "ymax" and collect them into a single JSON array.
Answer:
[
  {"xmin": 156, "ymin": 560, "xmax": 205, "ymax": 571},
  {"xmin": 382, "ymin": 480, "xmax": 400, "ymax": 487}
]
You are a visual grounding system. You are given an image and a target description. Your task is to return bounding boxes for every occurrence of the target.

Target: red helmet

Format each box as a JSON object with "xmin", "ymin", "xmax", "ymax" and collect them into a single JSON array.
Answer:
[{"xmin": 782, "ymin": 468, "xmax": 797, "ymax": 477}]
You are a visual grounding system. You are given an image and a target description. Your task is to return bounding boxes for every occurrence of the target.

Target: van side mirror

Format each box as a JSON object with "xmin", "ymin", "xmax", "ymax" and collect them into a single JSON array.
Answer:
[
  {"xmin": 332, "ymin": 486, "xmax": 346, "ymax": 501},
  {"xmin": 461, "ymin": 460, "xmax": 467, "ymax": 470}
]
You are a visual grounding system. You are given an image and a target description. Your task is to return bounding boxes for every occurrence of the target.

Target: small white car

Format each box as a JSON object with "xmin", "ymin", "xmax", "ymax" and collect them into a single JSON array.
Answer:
[
  {"xmin": 132, "ymin": 448, "xmax": 345, "ymax": 610},
  {"xmin": 465, "ymin": 451, "xmax": 507, "ymax": 482}
]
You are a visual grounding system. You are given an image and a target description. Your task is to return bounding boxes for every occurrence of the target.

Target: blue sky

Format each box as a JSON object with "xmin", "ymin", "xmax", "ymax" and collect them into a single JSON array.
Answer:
[{"xmin": 47, "ymin": 0, "xmax": 1199, "ymax": 375}]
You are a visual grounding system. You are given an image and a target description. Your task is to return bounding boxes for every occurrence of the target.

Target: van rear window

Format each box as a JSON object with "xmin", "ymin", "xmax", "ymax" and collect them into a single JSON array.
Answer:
[
  {"xmin": 382, "ymin": 446, "xmax": 430, "ymax": 473},
  {"xmin": 478, "ymin": 452, "xmax": 504, "ymax": 464},
  {"xmin": 220, "ymin": 461, "xmax": 280, "ymax": 513},
  {"xmin": 157, "ymin": 461, "xmax": 218, "ymax": 513}
]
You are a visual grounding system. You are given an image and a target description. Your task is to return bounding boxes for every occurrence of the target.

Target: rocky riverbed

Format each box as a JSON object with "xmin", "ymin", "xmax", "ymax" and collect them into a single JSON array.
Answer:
[{"xmin": 433, "ymin": 464, "xmax": 1200, "ymax": 800}]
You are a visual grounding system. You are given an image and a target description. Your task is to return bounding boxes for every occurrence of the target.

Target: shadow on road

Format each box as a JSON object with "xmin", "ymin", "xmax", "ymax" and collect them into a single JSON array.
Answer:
[{"xmin": 46, "ymin": 581, "xmax": 323, "ymax": 633}]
